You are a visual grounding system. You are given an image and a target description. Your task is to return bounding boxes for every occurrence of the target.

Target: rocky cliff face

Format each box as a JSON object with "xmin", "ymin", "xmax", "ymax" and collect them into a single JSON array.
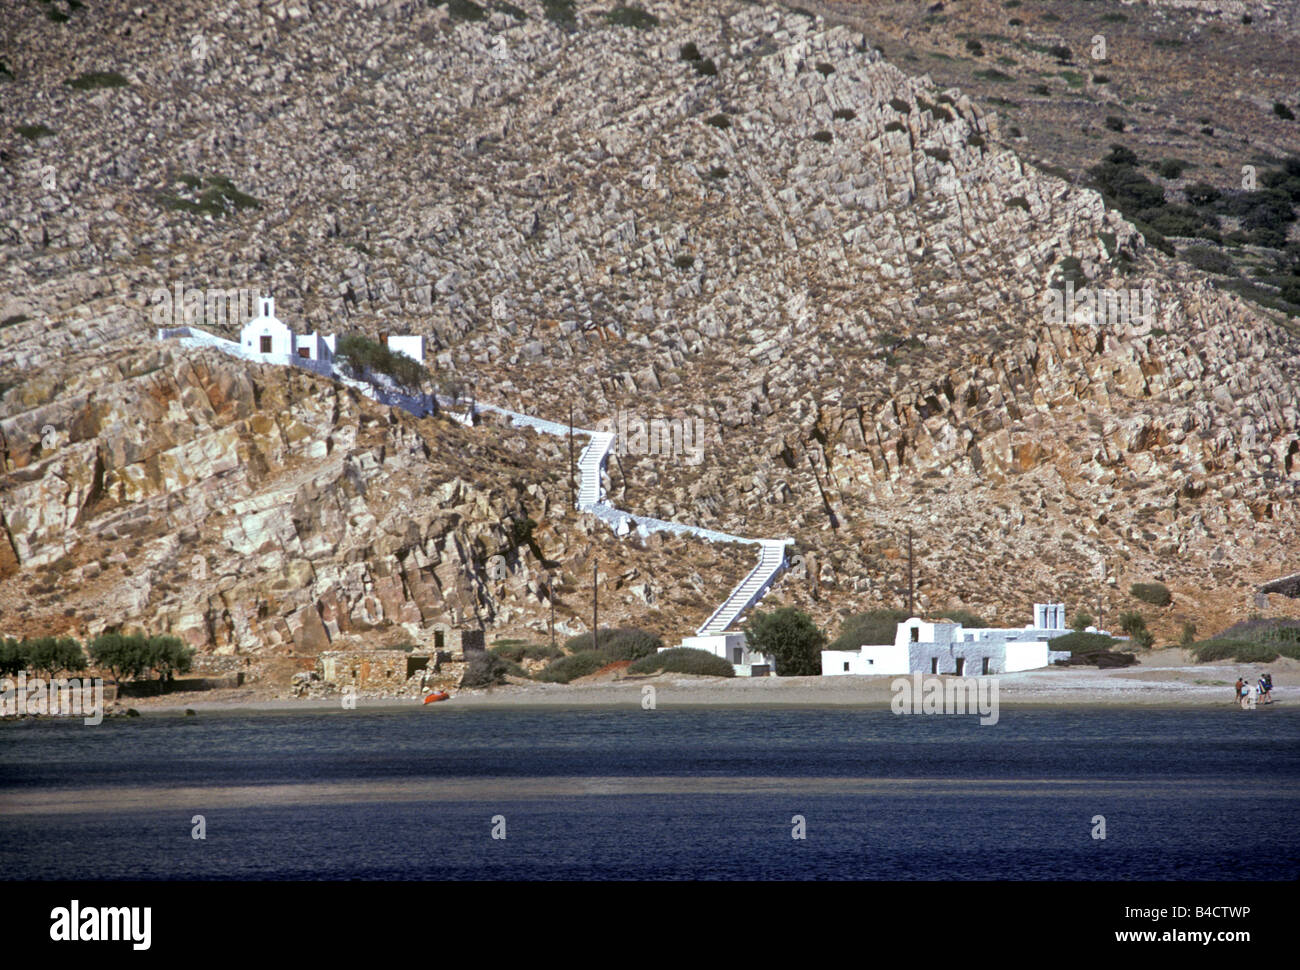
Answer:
[
  {"xmin": 0, "ymin": 342, "xmax": 750, "ymax": 678},
  {"xmin": 2, "ymin": 1, "xmax": 1297, "ymax": 668}
]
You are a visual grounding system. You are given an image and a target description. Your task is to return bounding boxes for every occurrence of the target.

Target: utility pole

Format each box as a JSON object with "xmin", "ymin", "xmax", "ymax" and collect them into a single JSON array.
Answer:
[
  {"xmin": 592, "ymin": 559, "xmax": 599, "ymax": 654},
  {"xmin": 568, "ymin": 402, "xmax": 575, "ymax": 508},
  {"xmin": 907, "ymin": 527, "xmax": 915, "ymax": 618},
  {"xmin": 549, "ymin": 572, "xmax": 556, "ymax": 650}
]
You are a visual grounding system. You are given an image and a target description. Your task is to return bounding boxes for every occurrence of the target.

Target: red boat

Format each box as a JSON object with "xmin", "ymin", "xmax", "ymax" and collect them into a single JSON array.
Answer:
[{"xmin": 423, "ymin": 691, "xmax": 450, "ymax": 704}]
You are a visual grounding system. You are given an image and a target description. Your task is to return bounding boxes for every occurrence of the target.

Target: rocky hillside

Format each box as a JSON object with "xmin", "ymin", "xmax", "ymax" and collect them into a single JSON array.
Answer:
[
  {"xmin": 0, "ymin": 342, "xmax": 747, "ymax": 682},
  {"xmin": 2, "ymin": 0, "xmax": 1298, "ymax": 672}
]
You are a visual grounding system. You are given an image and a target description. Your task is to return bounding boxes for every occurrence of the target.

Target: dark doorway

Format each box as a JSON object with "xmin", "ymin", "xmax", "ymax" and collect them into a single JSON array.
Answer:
[
  {"xmin": 954, "ymin": 658, "xmax": 965, "ymax": 676},
  {"xmin": 982, "ymin": 657, "xmax": 991, "ymax": 675},
  {"xmin": 260, "ymin": 335, "xmax": 272, "ymax": 353},
  {"xmin": 930, "ymin": 658, "xmax": 938, "ymax": 674}
]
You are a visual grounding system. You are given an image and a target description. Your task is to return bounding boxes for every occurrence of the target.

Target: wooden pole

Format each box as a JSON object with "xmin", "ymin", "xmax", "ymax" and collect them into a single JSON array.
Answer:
[
  {"xmin": 568, "ymin": 402, "xmax": 575, "ymax": 508},
  {"xmin": 549, "ymin": 573, "xmax": 556, "ymax": 650},
  {"xmin": 592, "ymin": 559, "xmax": 599, "ymax": 653},
  {"xmin": 907, "ymin": 527, "xmax": 914, "ymax": 617}
]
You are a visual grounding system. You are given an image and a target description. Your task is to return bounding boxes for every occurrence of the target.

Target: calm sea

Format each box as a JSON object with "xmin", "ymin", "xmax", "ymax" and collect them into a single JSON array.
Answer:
[{"xmin": 1, "ymin": 706, "xmax": 1296, "ymax": 880}]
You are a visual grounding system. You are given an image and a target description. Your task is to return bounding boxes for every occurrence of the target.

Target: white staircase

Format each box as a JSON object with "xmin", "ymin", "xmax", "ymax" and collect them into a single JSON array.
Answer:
[
  {"xmin": 696, "ymin": 539, "xmax": 792, "ymax": 635},
  {"xmin": 576, "ymin": 432, "xmax": 614, "ymax": 508},
  {"xmin": 160, "ymin": 324, "xmax": 798, "ymax": 644}
]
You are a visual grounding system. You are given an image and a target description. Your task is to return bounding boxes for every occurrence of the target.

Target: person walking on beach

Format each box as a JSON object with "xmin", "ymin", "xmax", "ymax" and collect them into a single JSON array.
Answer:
[
  {"xmin": 1235, "ymin": 677, "xmax": 1244, "ymax": 705},
  {"xmin": 1242, "ymin": 679, "xmax": 1258, "ymax": 709},
  {"xmin": 1260, "ymin": 673, "xmax": 1274, "ymax": 705}
]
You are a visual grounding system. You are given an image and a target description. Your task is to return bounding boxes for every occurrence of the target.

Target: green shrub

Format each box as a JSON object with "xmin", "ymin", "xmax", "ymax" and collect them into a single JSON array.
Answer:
[
  {"xmin": 490, "ymin": 641, "xmax": 563, "ymax": 663},
  {"xmin": 65, "ymin": 72, "xmax": 128, "ymax": 90},
  {"xmin": 1007, "ymin": 195, "xmax": 1031, "ymax": 211},
  {"xmin": 1130, "ymin": 582, "xmax": 1172, "ymax": 607},
  {"xmin": 1184, "ymin": 181, "xmax": 1221, "ymax": 206},
  {"xmin": 336, "ymin": 333, "xmax": 429, "ymax": 391},
  {"xmin": 829, "ymin": 611, "xmax": 910, "ymax": 652},
  {"xmin": 1104, "ymin": 115, "xmax": 1125, "ymax": 132},
  {"xmin": 460, "ymin": 652, "xmax": 511, "ymax": 687},
  {"xmin": 605, "ymin": 5, "xmax": 657, "ymax": 28},
  {"xmin": 1142, "ymin": 203, "xmax": 1214, "ymax": 238},
  {"xmin": 0, "ymin": 637, "xmax": 86, "ymax": 676},
  {"xmin": 15, "ymin": 124, "xmax": 55, "ymax": 140},
  {"xmin": 706, "ymin": 113, "xmax": 731, "ymax": 129},
  {"xmin": 1104, "ymin": 143, "xmax": 1139, "ymax": 166},
  {"xmin": 1274, "ymin": 103, "xmax": 1296, "ymax": 121},
  {"xmin": 708, "ymin": 165, "xmax": 729, "ymax": 179},
  {"xmin": 146, "ymin": 635, "xmax": 193, "ymax": 681},
  {"xmin": 833, "ymin": 108, "xmax": 856, "ymax": 121},
  {"xmin": 695, "ymin": 57, "xmax": 718, "ymax": 77},
  {"xmin": 1048, "ymin": 631, "xmax": 1119, "ymax": 653},
  {"xmin": 562, "ymin": 627, "xmax": 662, "ymax": 661},
  {"xmin": 495, "ymin": 2, "xmax": 526, "ymax": 19},
  {"xmin": 924, "ymin": 146, "xmax": 951, "ymax": 163},
  {"xmin": 1180, "ymin": 622, "xmax": 1197, "ymax": 646},
  {"xmin": 816, "ymin": 61, "xmax": 835, "ymax": 76},
  {"xmin": 812, "ymin": 130, "xmax": 833, "ymax": 144},
  {"xmin": 1071, "ymin": 611, "xmax": 1094, "ymax": 632},
  {"xmin": 745, "ymin": 607, "xmax": 825, "ymax": 676},
  {"xmin": 448, "ymin": 0, "xmax": 486, "ymax": 20},
  {"xmin": 88, "ymin": 632, "xmax": 193, "ymax": 682},
  {"xmin": 1158, "ymin": 158, "xmax": 1190, "ymax": 178},
  {"xmin": 0, "ymin": 639, "xmax": 20, "ymax": 676},
  {"xmin": 161, "ymin": 174, "xmax": 261, "ymax": 218},
  {"xmin": 1189, "ymin": 638, "xmax": 1300, "ymax": 663},
  {"xmin": 1182, "ymin": 245, "xmax": 1235, "ymax": 276},
  {"xmin": 884, "ymin": 120, "xmax": 905, "ymax": 133},
  {"xmin": 628, "ymin": 647, "xmax": 735, "ymax": 677},
  {"xmin": 1216, "ymin": 618, "xmax": 1300, "ymax": 644},
  {"xmin": 536, "ymin": 651, "xmax": 607, "ymax": 683},
  {"xmin": 1118, "ymin": 611, "xmax": 1155, "ymax": 649},
  {"xmin": 889, "ymin": 97, "xmax": 911, "ymax": 113},
  {"xmin": 680, "ymin": 42, "xmax": 701, "ymax": 61},
  {"xmin": 541, "ymin": 0, "xmax": 575, "ymax": 27},
  {"xmin": 940, "ymin": 609, "xmax": 987, "ymax": 628}
]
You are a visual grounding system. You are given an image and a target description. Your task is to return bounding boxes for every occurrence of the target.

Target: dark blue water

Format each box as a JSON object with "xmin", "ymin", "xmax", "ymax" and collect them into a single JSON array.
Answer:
[{"xmin": 2, "ymin": 707, "xmax": 1296, "ymax": 879}]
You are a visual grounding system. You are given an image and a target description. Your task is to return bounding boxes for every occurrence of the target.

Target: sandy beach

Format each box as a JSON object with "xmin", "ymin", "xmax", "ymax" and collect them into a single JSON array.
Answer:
[{"xmin": 108, "ymin": 649, "xmax": 1296, "ymax": 715}]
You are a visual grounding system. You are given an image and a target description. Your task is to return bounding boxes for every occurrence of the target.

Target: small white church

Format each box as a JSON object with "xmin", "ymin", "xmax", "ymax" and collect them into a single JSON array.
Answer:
[
  {"xmin": 240, "ymin": 297, "xmax": 336, "ymax": 363},
  {"xmin": 236, "ymin": 297, "xmax": 425, "ymax": 366}
]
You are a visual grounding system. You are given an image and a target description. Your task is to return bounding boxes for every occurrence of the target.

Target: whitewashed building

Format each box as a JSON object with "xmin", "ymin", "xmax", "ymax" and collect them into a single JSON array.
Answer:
[
  {"xmin": 384, "ymin": 334, "xmax": 425, "ymax": 364},
  {"xmin": 821, "ymin": 603, "xmax": 1076, "ymax": 676},
  {"xmin": 239, "ymin": 297, "xmax": 336, "ymax": 363},
  {"xmin": 673, "ymin": 633, "xmax": 775, "ymax": 677}
]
